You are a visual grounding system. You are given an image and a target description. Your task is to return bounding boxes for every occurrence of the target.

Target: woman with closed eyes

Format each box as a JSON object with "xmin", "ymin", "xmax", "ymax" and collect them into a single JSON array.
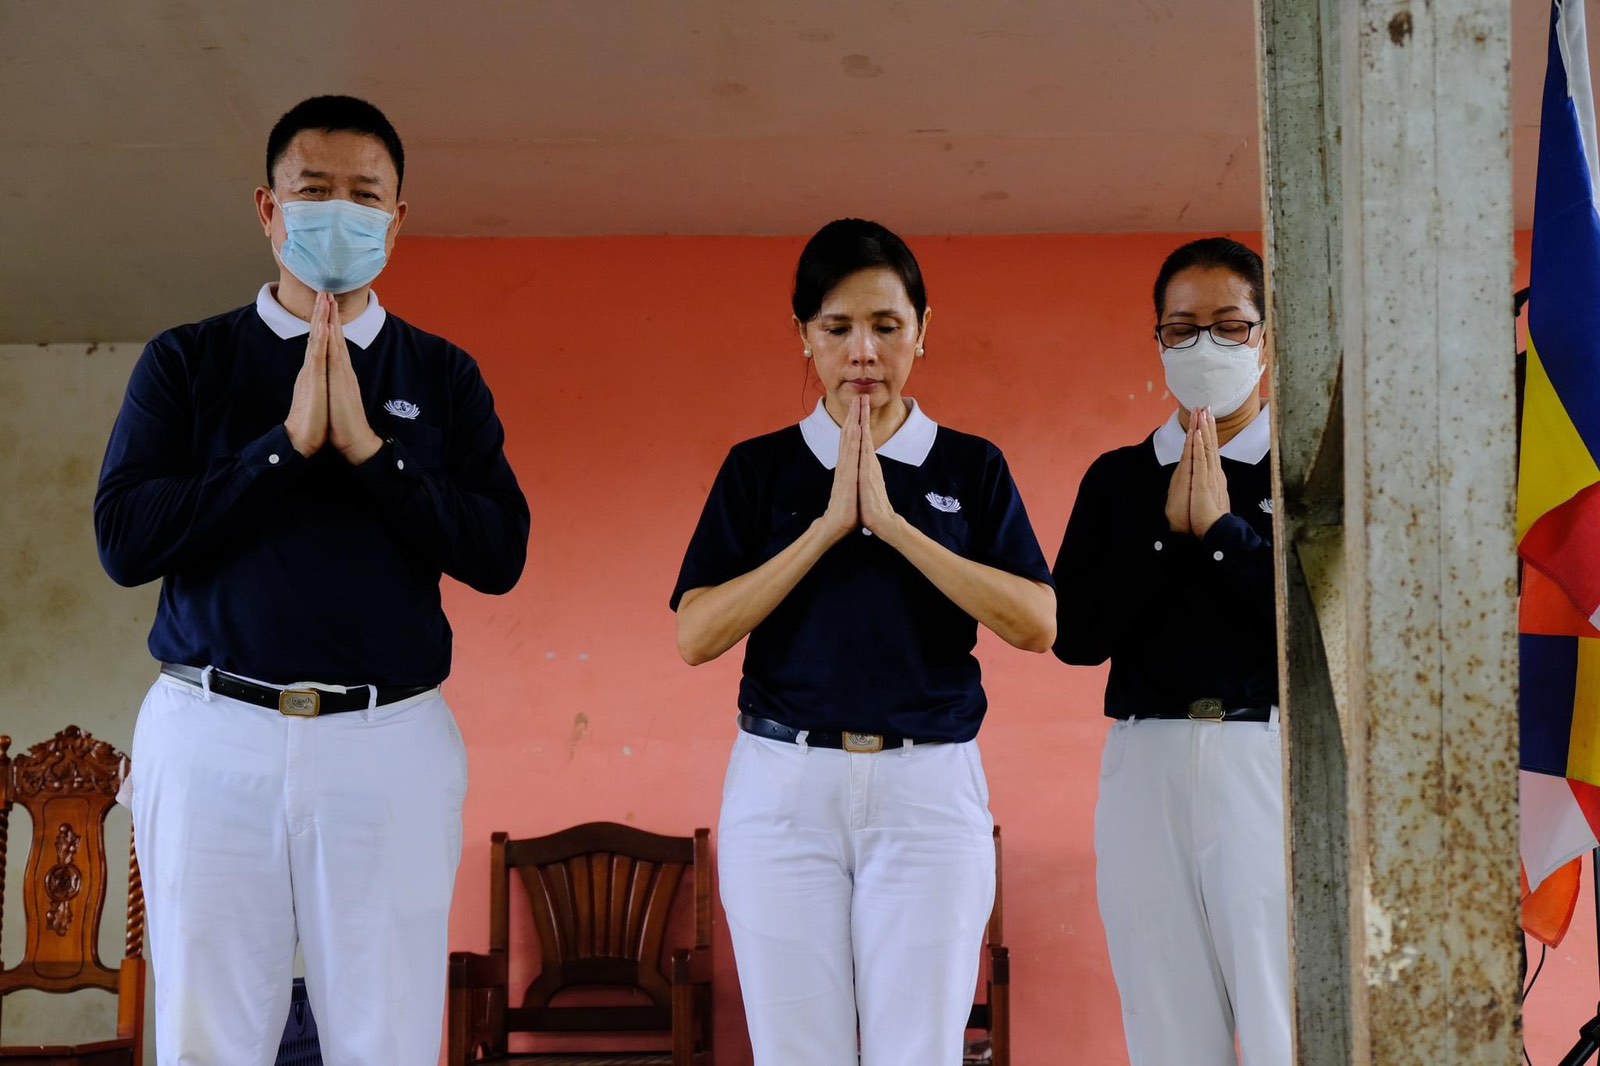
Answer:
[{"xmin": 671, "ymin": 218, "xmax": 1055, "ymax": 1065}]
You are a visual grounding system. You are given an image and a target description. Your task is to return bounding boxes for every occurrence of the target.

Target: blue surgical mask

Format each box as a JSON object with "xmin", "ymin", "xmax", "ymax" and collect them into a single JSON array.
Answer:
[{"xmin": 273, "ymin": 195, "xmax": 394, "ymax": 294}]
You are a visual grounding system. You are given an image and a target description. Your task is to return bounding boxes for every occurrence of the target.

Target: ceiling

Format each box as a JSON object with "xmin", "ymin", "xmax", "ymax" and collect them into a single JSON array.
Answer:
[{"xmin": 0, "ymin": 0, "xmax": 1580, "ymax": 342}]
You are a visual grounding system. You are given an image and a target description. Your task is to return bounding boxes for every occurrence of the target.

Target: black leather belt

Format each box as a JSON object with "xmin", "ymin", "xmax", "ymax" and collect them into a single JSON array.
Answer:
[
  {"xmin": 737, "ymin": 713, "xmax": 948, "ymax": 753},
  {"xmin": 1122, "ymin": 699, "xmax": 1274, "ymax": 723},
  {"xmin": 160, "ymin": 663, "xmax": 434, "ymax": 717}
]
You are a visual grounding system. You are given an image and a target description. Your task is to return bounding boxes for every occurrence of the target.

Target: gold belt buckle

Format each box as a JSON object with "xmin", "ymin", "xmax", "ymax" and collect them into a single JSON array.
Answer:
[
  {"xmin": 1187, "ymin": 698, "xmax": 1226, "ymax": 722},
  {"xmin": 842, "ymin": 731, "xmax": 884, "ymax": 753},
  {"xmin": 278, "ymin": 689, "xmax": 321, "ymax": 717}
]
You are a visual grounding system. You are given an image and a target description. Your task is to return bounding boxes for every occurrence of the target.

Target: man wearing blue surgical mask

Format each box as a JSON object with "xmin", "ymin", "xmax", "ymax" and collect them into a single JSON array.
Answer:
[{"xmin": 94, "ymin": 95, "xmax": 529, "ymax": 1066}]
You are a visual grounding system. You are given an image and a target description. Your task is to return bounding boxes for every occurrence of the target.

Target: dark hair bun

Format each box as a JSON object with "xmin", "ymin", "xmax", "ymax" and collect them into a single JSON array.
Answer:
[{"xmin": 793, "ymin": 219, "xmax": 927, "ymax": 323}]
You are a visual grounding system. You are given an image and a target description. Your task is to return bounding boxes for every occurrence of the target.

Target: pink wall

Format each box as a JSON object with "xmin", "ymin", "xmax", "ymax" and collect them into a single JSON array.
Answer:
[{"xmin": 374, "ymin": 230, "xmax": 1581, "ymax": 1063}]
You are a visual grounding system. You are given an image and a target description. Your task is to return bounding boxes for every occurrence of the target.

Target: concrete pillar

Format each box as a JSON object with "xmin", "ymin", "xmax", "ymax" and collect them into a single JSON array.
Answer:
[
  {"xmin": 1257, "ymin": 0, "xmax": 1521, "ymax": 1060},
  {"xmin": 1256, "ymin": 0, "xmax": 1351, "ymax": 1057}
]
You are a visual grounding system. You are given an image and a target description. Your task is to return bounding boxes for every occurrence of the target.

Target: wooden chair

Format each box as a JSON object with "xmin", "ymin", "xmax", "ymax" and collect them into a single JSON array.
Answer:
[
  {"xmin": 448, "ymin": 822, "xmax": 713, "ymax": 1066},
  {"xmin": 0, "ymin": 727, "xmax": 146, "ymax": 1066},
  {"xmin": 965, "ymin": 825, "xmax": 1010, "ymax": 1066}
]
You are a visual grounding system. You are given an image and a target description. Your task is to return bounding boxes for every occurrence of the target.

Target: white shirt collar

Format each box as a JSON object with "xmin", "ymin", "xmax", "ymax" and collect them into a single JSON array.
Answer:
[
  {"xmin": 255, "ymin": 284, "xmax": 387, "ymax": 349},
  {"xmin": 1152, "ymin": 404, "xmax": 1272, "ymax": 466},
  {"xmin": 799, "ymin": 398, "xmax": 939, "ymax": 469}
]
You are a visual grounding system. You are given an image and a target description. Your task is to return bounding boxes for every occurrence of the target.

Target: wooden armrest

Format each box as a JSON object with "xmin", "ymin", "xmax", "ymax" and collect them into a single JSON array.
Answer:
[
  {"xmin": 988, "ymin": 943, "xmax": 1010, "ymax": 984},
  {"xmin": 448, "ymin": 949, "xmax": 508, "ymax": 989},
  {"xmin": 670, "ymin": 946, "xmax": 714, "ymax": 985},
  {"xmin": 117, "ymin": 955, "xmax": 147, "ymax": 1057},
  {"xmin": 669, "ymin": 947, "xmax": 713, "ymax": 1062},
  {"xmin": 448, "ymin": 952, "xmax": 508, "ymax": 1066}
]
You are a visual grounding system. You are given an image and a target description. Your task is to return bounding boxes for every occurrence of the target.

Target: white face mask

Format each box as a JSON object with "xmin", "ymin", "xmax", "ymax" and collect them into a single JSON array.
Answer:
[{"xmin": 1160, "ymin": 332, "xmax": 1264, "ymax": 415}]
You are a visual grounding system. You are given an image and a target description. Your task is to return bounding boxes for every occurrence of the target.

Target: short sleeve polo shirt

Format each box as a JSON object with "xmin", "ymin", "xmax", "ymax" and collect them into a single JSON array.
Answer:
[{"xmin": 673, "ymin": 399, "xmax": 1053, "ymax": 742}]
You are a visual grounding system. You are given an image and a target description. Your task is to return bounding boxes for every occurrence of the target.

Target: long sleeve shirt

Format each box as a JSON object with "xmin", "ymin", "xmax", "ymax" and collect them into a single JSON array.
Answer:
[
  {"xmin": 94, "ymin": 286, "xmax": 529, "ymax": 686},
  {"xmin": 1051, "ymin": 408, "xmax": 1277, "ymax": 718}
]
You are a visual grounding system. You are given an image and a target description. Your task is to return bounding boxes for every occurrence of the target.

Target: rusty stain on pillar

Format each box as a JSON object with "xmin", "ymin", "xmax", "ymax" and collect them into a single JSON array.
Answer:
[
  {"xmin": 1343, "ymin": 0, "xmax": 1521, "ymax": 1061},
  {"xmin": 1258, "ymin": 0, "xmax": 1520, "ymax": 1060}
]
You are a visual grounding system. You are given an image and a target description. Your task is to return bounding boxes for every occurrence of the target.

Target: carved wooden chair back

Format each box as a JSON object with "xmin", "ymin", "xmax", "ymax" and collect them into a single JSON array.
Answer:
[
  {"xmin": 494, "ymin": 822, "xmax": 709, "ymax": 1033},
  {"xmin": 0, "ymin": 726, "xmax": 144, "ymax": 1037}
]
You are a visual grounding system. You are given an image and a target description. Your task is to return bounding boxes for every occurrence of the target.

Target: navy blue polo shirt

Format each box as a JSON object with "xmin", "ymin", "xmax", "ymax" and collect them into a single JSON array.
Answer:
[
  {"xmin": 94, "ymin": 286, "xmax": 530, "ymax": 687},
  {"xmin": 672, "ymin": 399, "xmax": 1053, "ymax": 742},
  {"xmin": 1051, "ymin": 408, "xmax": 1277, "ymax": 718}
]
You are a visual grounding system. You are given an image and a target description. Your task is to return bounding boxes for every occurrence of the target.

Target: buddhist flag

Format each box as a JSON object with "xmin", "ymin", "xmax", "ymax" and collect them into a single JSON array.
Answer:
[{"xmin": 1520, "ymin": 0, "xmax": 1600, "ymax": 935}]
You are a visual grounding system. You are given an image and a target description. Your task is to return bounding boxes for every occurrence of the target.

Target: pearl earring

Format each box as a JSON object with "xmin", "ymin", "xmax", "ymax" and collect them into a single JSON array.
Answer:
[
  {"xmin": 804, "ymin": 349, "xmax": 813, "ymax": 359},
  {"xmin": 915, "ymin": 346, "xmax": 925, "ymax": 358}
]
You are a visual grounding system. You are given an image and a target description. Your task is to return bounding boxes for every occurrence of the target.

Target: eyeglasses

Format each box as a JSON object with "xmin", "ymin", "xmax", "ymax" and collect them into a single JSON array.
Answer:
[{"xmin": 1155, "ymin": 319, "xmax": 1263, "ymax": 350}]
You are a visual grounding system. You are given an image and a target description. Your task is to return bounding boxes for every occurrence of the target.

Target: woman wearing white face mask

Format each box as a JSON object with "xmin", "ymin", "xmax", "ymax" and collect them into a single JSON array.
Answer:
[{"xmin": 1050, "ymin": 238, "xmax": 1289, "ymax": 1066}]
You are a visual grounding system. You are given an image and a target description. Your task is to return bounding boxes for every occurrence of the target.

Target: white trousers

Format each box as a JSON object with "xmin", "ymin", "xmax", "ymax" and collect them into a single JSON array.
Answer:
[
  {"xmin": 128, "ymin": 674, "xmax": 468, "ymax": 1066},
  {"xmin": 717, "ymin": 732, "xmax": 996, "ymax": 1066},
  {"xmin": 1094, "ymin": 716, "xmax": 1292, "ymax": 1066}
]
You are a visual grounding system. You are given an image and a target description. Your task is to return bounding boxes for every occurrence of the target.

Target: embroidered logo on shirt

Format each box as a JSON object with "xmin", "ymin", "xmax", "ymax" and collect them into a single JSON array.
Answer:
[
  {"xmin": 1259, "ymin": 498, "xmax": 1274, "ymax": 514},
  {"xmin": 925, "ymin": 492, "xmax": 962, "ymax": 514},
  {"xmin": 384, "ymin": 399, "xmax": 421, "ymax": 420}
]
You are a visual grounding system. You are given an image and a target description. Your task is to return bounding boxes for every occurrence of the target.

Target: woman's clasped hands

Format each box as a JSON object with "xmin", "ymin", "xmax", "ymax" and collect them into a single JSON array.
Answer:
[
  {"xmin": 820, "ymin": 395, "xmax": 902, "ymax": 546},
  {"xmin": 1164, "ymin": 406, "xmax": 1232, "ymax": 538}
]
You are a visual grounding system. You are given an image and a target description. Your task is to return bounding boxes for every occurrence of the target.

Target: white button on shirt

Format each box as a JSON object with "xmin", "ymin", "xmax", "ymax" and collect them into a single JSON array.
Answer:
[
  {"xmin": 1154, "ymin": 540, "xmax": 1163, "ymax": 551},
  {"xmin": 1213, "ymin": 550, "xmax": 1225, "ymax": 561},
  {"xmin": 268, "ymin": 454, "xmax": 280, "ymax": 465}
]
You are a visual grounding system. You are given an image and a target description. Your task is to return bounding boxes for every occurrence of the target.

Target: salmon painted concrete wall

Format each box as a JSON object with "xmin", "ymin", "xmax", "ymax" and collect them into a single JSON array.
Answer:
[{"xmin": 370, "ymin": 230, "xmax": 1570, "ymax": 1063}]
